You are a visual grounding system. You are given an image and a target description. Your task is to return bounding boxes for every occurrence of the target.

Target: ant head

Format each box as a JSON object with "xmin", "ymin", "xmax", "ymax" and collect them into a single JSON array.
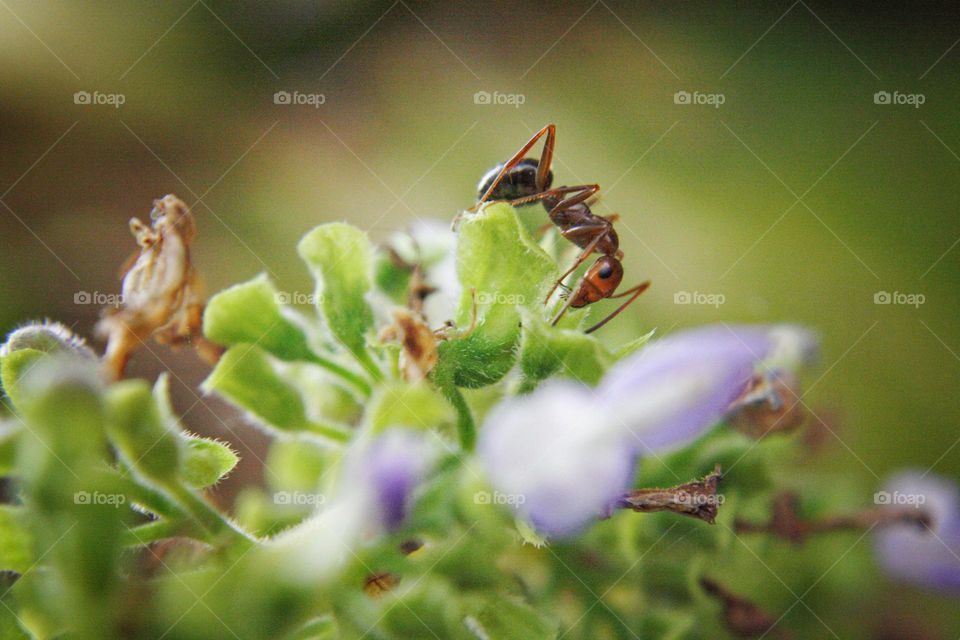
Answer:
[
  {"xmin": 476, "ymin": 158, "xmax": 553, "ymax": 202},
  {"xmin": 569, "ymin": 256, "xmax": 623, "ymax": 308}
]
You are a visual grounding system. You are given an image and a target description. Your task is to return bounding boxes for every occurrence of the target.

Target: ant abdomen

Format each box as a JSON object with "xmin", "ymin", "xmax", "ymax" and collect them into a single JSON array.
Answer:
[{"xmin": 476, "ymin": 158, "xmax": 553, "ymax": 202}]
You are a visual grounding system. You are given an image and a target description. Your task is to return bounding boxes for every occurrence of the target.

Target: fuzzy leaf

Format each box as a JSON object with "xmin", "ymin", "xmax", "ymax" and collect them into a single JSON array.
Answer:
[
  {"xmin": 0, "ymin": 421, "xmax": 20, "ymax": 475},
  {"xmin": 202, "ymin": 345, "xmax": 348, "ymax": 442},
  {"xmin": 204, "ymin": 275, "xmax": 372, "ymax": 395},
  {"xmin": 435, "ymin": 203, "xmax": 557, "ymax": 389},
  {"xmin": 297, "ymin": 223, "xmax": 379, "ymax": 378},
  {"xmin": 369, "ymin": 381, "xmax": 454, "ymax": 433},
  {"xmin": 465, "ymin": 594, "xmax": 558, "ymax": 640},
  {"xmin": 518, "ymin": 311, "xmax": 615, "ymax": 389},
  {"xmin": 151, "ymin": 374, "xmax": 238, "ymax": 488},
  {"xmin": 0, "ymin": 505, "xmax": 33, "ymax": 573},
  {"xmin": 183, "ymin": 438, "xmax": 239, "ymax": 489},
  {"xmin": 106, "ymin": 381, "xmax": 182, "ymax": 482},
  {"xmin": 204, "ymin": 274, "xmax": 318, "ymax": 362},
  {"xmin": 0, "ymin": 348, "xmax": 45, "ymax": 411}
]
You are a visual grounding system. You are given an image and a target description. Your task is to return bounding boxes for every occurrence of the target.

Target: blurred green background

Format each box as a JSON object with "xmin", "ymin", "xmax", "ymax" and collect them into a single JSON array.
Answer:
[{"xmin": 2, "ymin": 1, "xmax": 958, "ymax": 636}]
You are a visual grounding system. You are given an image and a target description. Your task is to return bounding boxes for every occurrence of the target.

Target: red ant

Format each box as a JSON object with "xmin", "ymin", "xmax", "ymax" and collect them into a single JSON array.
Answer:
[{"xmin": 471, "ymin": 124, "xmax": 649, "ymax": 334}]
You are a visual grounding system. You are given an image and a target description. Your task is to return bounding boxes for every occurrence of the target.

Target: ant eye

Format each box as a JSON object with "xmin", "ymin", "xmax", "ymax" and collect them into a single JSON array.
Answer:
[{"xmin": 598, "ymin": 264, "xmax": 613, "ymax": 279}]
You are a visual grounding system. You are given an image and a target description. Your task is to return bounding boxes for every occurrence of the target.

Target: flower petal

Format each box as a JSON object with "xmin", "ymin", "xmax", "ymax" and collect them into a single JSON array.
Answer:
[
  {"xmin": 479, "ymin": 381, "xmax": 637, "ymax": 537},
  {"xmin": 874, "ymin": 471, "xmax": 960, "ymax": 592},
  {"xmin": 599, "ymin": 325, "xmax": 772, "ymax": 452}
]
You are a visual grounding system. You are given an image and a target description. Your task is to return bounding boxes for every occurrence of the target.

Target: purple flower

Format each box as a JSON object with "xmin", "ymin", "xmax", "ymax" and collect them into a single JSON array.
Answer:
[
  {"xmin": 267, "ymin": 428, "xmax": 435, "ymax": 583},
  {"xmin": 478, "ymin": 324, "xmax": 814, "ymax": 537},
  {"xmin": 479, "ymin": 381, "xmax": 636, "ymax": 536},
  {"xmin": 360, "ymin": 429, "xmax": 435, "ymax": 530},
  {"xmin": 874, "ymin": 471, "xmax": 960, "ymax": 592},
  {"xmin": 599, "ymin": 325, "xmax": 774, "ymax": 452}
]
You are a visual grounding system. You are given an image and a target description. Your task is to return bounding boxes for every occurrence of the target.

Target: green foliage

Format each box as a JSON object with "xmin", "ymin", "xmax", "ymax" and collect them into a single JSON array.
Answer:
[
  {"xmin": 518, "ymin": 311, "xmax": 616, "ymax": 389},
  {"xmin": 0, "ymin": 204, "xmax": 870, "ymax": 640},
  {"xmin": 202, "ymin": 344, "xmax": 349, "ymax": 442},
  {"xmin": 298, "ymin": 223, "xmax": 380, "ymax": 380}
]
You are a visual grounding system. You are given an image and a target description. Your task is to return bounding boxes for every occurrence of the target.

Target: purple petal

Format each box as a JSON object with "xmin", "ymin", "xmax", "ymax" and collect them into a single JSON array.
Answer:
[
  {"xmin": 358, "ymin": 429, "xmax": 434, "ymax": 530},
  {"xmin": 874, "ymin": 471, "xmax": 960, "ymax": 592},
  {"xmin": 598, "ymin": 325, "xmax": 772, "ymax": 452},
  {"xmin": 478, "ymin": 381, "xmax": 638, "ymax": 537}
]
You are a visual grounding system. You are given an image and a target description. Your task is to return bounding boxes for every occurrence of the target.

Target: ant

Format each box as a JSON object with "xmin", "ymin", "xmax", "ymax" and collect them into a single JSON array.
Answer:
[{"xmin": 470, "ymin": 124, "xmax": 649, "ymax": 334}]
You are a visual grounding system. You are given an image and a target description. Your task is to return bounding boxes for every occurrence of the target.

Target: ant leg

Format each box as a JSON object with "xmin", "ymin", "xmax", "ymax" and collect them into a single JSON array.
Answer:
[
  {"xmin": 435, "ymin": 288, "xmax": 478, "ymax": 340},
  {"xmin": 506, "ymin": 184, "xmax": 600, "ymax": 209},
  {"xmin": 584, "ymin": 281, "xmax": 651, "ymax": 334},
  {"xmin": 549, "ymin": 285, "xmax": 581, "ymax": 327},
  {"xmin": 472, "ymin": 124, "xmax": 556, "ymax": 211}
]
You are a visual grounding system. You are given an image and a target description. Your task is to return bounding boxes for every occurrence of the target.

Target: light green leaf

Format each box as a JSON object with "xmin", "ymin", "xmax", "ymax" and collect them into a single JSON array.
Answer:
[
  {"xmin": 106, "ymin": 381, "xmax": 182, "ymax": 482},
  {"xmin": 368, "ymin": 381, "xmax": 454, "ymax": 433},
  {"xmin": 0, "ymin": 348, "xmax": 45, "ymax": 412},
  {"xmin": 204, "ymin": 274, "xmax": 371, "ymax": 395},
  {"xmin": 202, "ymin": 345, "xmax": 349, "ymax": 442},
  {"xmin": 204, "ymin": 274, "xmax": 317, "ymax": 362},
  {"xmin": 435, "ymin": 203, "xmax": 557, "ymax": 389},
  {"xmin": 465, "ymin": 594, "xmax": 558, "ymax": 640},
  {"xmin": 182, "ymin": 438, "xmax": 239, "ymax": 489},
  {"xmin": 152, "ymin": 374, "xmax": 238, "ymax": 488},
  {"xmin": 0, "ymin": 420, "xmax": 21, "ymax": 476},
  {"xmin": 0, "ymin": 505, "xmax": 33, "ymax": 573},
  {"xmin": 297, "ymin": 223, "xmax": 380, "ymax": 379},
  {"xmin": 518, "ymin": 310, "xmax": 615, "ymax": 390}
]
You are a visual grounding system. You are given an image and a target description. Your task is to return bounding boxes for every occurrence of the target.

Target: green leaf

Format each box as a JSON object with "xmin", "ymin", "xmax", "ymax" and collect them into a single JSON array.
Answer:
[
  {"xmin": 613, "ymin": 328, "xmax": 656, "ymax": 359},
  {"xmin": 183, "ymin": 437, "xmax": 239, "ymax": 489},
  {"xmin": 266, "ymin": 439, "xmax": 329, "ymax": 493},
  {"xmin": 0, "ymin": 348, "xmax": 45, "ymax": 411},
  {"xmin": 435, "ymin": 204, "xmax": 557, "ymax": 389},
  {"xmin": 0, "ymin": 505, "xmax": 33, "ymax": 573},
  {"xmin": 465, "ymin": 594, "xmax": 558, "ymax": 640},
  {"xmin": 374, "ymin": 251, "xmax": 413, "ymax": 304},
  {"xmin": 150, "ymin": 374, "xmax": 239, "ymax": 489},
  {"xmin": 202, "ymin": 345, "xmax": 349, "ymax": 442},
  {"xmin": 204, "ymin": 274, "xmax": 318, "ymax": 361},
  {"xmin": 518, "ymin": 310, "xmax": 615, "ymax": 390},
  {"xmin": 285, "ymin": 615, "xmax": 338, "ymax": 640},
  {"xmin": 0, "ymin": 420, "xmax": 22, "ymax": 475},
  {"xmin": 368, "ymin": 381, "xmax": 454, "ymax": 433},
  {"xmin": 1, "ymin": 321, "xmax": 96, "ymax": 360},
  {"xmin": 204, "ymin": 274, "xmax": 371, "ymax": 395},
  {"xmin": 298, "ymin": 223, "xmax": 381, "ymax": 380},
  {"xmin": 106, "ymin": 380, "xmax": 183, "ymax": 482}
]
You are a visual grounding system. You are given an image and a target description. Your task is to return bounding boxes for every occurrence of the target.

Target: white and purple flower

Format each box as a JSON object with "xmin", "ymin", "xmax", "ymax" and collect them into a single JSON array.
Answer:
[
  {"xmin": 874, "ymin": 471, "xmax": 960, "ymax": 592},
  {"xmin": 269, "ymin": 428, "xmax": 436, "ymax": 582},
  {"xmin": 479, "ymin": 324, "xmax": 816, "ymax": 537}
]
